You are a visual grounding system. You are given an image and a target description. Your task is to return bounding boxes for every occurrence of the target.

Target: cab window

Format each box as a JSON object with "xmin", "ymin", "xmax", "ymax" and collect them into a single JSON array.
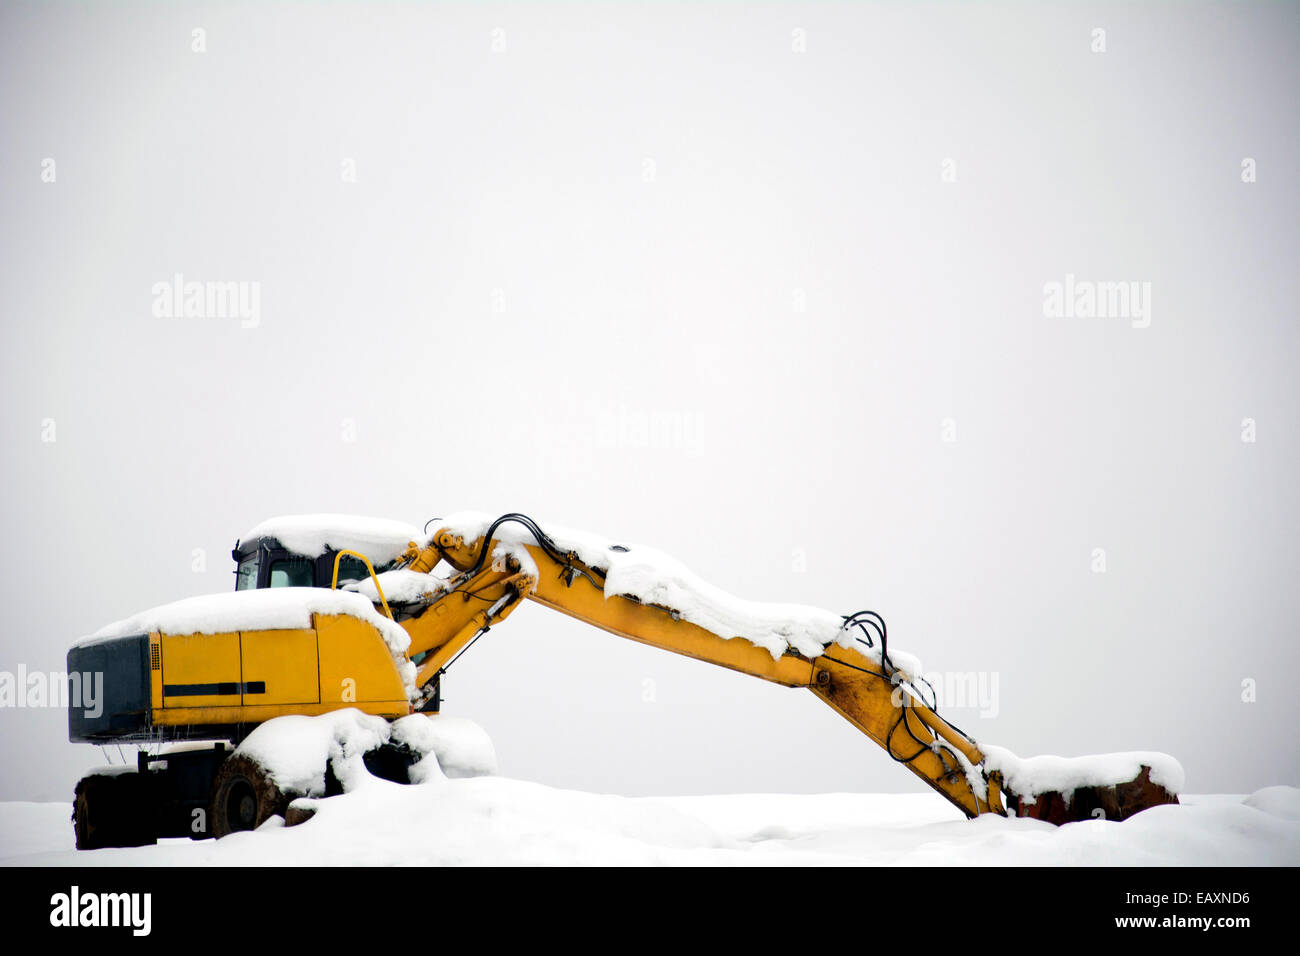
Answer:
[
  {"xmin": 235, "ymin": 554, "xmax": 260, "ymax": 590},
  {"xmin": 333, "ymin": 554, "xmax": 371, "ymax": 586},
  {"xmin": 268, "ymin": 557, "xmax": 315, "ymax": 588}
]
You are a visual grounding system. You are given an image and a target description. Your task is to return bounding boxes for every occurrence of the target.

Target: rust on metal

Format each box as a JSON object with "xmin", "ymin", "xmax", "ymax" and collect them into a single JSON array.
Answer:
[{"xmin": 1012, "ymin": 766, "xmax": 1179, "ymax": 824}]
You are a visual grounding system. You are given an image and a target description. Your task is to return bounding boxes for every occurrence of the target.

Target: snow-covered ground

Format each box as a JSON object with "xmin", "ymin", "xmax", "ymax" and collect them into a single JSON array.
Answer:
[
  {"xmin": 7, "ymin": 712, "xmax": 1294, "ymax": 866},
  {"xmin": 3, "ymin": 784, "xmax": 1295, "ymax": 867}
]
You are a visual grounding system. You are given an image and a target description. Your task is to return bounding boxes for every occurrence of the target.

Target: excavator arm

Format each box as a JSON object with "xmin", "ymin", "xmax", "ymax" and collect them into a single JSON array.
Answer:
[{"xmin": 389, "ymin": 513, "xmax": 1178, "ymax": 823}]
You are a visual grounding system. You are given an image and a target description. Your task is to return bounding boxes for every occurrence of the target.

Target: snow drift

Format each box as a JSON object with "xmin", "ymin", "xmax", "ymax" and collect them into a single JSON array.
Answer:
[{"xmin": 234, "ymin": 710, "xmax": 498, "ymax": 796}]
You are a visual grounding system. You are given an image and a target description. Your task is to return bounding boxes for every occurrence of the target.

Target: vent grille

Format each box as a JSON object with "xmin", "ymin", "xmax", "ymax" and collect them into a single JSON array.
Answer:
[{"xmin": 150, "ymin": 643, "xmax": 161, "ymax": 671}]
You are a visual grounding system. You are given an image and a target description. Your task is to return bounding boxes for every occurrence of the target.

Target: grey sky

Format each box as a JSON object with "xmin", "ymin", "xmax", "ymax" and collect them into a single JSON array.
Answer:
[{"xmin": 1, "ymin": 1, "xmax": 1296, "ymax": 803}]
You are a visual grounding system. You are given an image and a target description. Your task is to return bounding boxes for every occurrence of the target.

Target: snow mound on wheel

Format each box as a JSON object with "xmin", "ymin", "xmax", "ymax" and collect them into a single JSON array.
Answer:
[
  {"xmin": 234, "ymin": 710, "xmax": 497, "ymax": 795},
  {"xmin": 235, "ymin": 710, "xmax": 389, "ymax": 796},
  {"xmin": 391, "ymin": 715, "xmax": 498, "ymax": 782}
]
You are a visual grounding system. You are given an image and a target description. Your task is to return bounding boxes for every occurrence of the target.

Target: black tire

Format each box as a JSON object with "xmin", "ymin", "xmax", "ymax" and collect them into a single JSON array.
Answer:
[
  {"xmin": 72, "ymin": 772, "xmax": 157, "ymax": 850},
  {"xmin": 320, "ymin": 742, "xmax": 416, "ymax": 797},
  {"xmin": 210, "ymin": 754, "xmax": 290, "ymax": 839},
  {"xmin": 362, "ymin": 742, "xmax": 418, "ymax": 785}
]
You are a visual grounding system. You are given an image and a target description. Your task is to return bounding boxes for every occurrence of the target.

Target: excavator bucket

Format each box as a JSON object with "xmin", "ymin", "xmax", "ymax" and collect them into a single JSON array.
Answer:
[{"xmin": 1007, "ymin": 766, "xmax": 1180, "ymax": 824}]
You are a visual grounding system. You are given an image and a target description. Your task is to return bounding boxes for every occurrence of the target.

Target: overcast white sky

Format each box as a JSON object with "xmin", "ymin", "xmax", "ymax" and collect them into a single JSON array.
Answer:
[{"xmin": 1, "ymin": 1, "xmax": 1296, "ymax": 803}]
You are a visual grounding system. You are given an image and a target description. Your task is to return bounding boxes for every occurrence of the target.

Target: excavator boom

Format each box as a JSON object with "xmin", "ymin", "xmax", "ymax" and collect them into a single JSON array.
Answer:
[{"xmin": 399, "ymin": 512, "xmax": 1179, "ymax": 823}]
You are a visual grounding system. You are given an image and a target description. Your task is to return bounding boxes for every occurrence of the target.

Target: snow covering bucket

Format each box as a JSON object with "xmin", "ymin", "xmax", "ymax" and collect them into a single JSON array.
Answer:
[{"xmin": 983, "ymin": 749, "xmax": 1184, "ymax": 823}]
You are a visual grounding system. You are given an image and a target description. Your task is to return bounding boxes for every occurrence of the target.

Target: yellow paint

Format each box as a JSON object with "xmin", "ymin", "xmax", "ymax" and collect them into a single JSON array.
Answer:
[
  {"xmin": 153, "ymin": 614, "xmax": 410, "ymax": 727},
  {"xmin": 314, "ymin": 613, "xmax": 408, "ymax": 706},
  {"xmin": 152, "ymin": 701, "xmax": 408, "ymax": 726},
  {"xmin": 239, "ymin": 628, "xmax": 319, "ymax": 705},
  {"xmin": 158, "ymin": 632, "xmax": 242, "ymax": 708}
]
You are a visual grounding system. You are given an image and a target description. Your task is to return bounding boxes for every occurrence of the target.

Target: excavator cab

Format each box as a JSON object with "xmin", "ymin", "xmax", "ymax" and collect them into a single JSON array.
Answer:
[{"xmin": 231, "ymin": 539, "xmax": 382, "ymax": 592}]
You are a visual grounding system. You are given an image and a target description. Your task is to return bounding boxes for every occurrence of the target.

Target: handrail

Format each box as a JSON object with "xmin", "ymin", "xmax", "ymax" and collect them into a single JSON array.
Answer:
[{"xmin": 330, "ymin": 549, "xmax": 394, "ymax": 621}]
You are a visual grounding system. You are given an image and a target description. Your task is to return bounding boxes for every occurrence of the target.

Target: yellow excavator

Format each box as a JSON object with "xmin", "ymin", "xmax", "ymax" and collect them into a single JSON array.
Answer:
[{"xmin": 67, "ymin": 511, "xmax": 1180, "ymax": 849}]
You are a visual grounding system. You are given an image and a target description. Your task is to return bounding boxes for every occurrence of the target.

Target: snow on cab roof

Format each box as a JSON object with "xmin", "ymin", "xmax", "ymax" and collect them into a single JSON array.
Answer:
[{"xmin": 238, "ymin": 514, "xmax": 421, "ymax": 565}]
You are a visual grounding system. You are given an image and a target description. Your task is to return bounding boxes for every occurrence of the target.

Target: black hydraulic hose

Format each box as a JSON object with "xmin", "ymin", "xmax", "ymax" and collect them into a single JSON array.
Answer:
[
  {"xmin": 841, "ymin": 609, "xmax": 895, "ymax": 673},
  {"xmin": 462, "ymin": 513, "xmax": 572, "ymax": 577},
  {"xmin": 838, "ymin": 608, "xmax": 978, "ymax": 758}
]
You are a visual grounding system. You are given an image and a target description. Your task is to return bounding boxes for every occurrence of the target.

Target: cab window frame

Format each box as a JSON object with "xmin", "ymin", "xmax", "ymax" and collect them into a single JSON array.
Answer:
[{"xmin": 267, "ymin": 553, "xmax": 316, "ymax": 589}]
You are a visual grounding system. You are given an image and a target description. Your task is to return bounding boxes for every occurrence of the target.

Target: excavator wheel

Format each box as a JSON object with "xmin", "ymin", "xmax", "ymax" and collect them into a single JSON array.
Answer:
[
  {"xmin": 320, "ymin": 741, "xmax": 418, "ymax": 797},
  {"xmin": 73, "ymin": 772, "xmax": 157, "ymax": 850},
  {"xmin": 362, "ymin": 741, "xmax": 419, "ymax": 785},
  {"xmin": 210, "ymin": 754, "xmax": 292, "ymax": 838}
]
